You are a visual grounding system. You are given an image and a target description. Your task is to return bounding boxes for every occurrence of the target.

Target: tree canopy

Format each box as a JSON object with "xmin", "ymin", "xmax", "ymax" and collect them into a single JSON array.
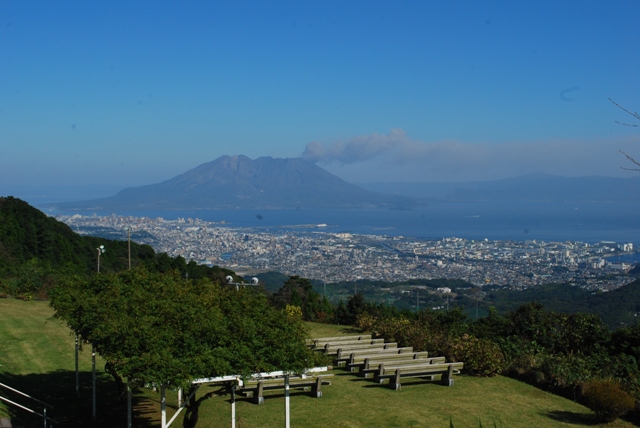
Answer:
[
  {"xmin": 270, "ymin": 275, "xmax": 332, "ymax": 322},
  {"xmin": 50, "ymin": 267, "xmax": 322, "ymax": 388}
]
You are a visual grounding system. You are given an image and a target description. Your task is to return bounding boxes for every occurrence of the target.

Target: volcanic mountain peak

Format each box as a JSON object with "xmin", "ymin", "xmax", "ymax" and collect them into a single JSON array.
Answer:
[{"xmin": 55, "ymin": 155, "xmax": 415, "ymax": 210}]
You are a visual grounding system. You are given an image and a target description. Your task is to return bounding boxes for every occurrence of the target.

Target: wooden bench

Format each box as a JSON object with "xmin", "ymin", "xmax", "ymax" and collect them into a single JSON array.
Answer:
[
  {"xmin": 306, "ymin": 335, "xmax": 372, "ymax": 347},
  {"xmin": 241, "ymin": 374, "xmax": 334, "ymax": 405},
  {"xmin": 374, "ymin": 362, "xmax": 464, "ymax": 390},
  {"xmin": 319, "ymin": 338, "xmax": 386, "ymax": 350},
  {"xmin": 323, "ymin": 341, "xmax": 394, "ymax": 356},
  {"xmin": 334, "ymin": 345, "xmax": 413, "ymax": 366},
  {"xmin": 361, "ymin": 356, "xmax": 446, "ymax": 378},
  {"xmin": 355, "ymin": 354, "xmax": 443, "ymax": 376},
  {"xmin": 312, "ymin": 336, "xmax": 377, "ymax": 347}
]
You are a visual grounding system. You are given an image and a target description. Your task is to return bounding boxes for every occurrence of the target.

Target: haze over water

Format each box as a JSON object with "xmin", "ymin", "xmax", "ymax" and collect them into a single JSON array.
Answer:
[{"xmin": 51, "ymin": 200, "xmax": 640, "ymax": 245}]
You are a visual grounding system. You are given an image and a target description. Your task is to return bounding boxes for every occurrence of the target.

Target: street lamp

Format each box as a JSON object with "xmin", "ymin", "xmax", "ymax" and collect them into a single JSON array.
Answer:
[
  {"xmin": 226, "ymin": 275, "xmax": 240, "ymax": 291},
  {"xmin": 125, "ymin": 228, "xmax": 131, "ymax": 271},
  {"xmin": 93, "ymin": 245, "xmax": 105, "ymax": 420},
  {"xmin": 96, "ymin": 245, "xmax": 105, "ymax": 273},
  {"xmin": 227, "ymin": 276, "xmax": 259, "ymax": 290},
  {"xmin": 75, "ymin": 245, "xmax": 105, "ymax": 398}
]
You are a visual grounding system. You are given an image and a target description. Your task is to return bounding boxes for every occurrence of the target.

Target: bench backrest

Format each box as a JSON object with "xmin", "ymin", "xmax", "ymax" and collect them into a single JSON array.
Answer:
[
  {"xmin": 325, "ymin": 342, "xmax": 396, "ymax": 356},
  {"xmin": 362, "ymin": 354, "xmax": 441, "ymax": 368},
  {"xmin": 245, "ymin": 374, "xmax": 334, "ymax": 387},
  {"xmin": 306, "ymin": 335, "xmax": 372, "ymax": 346},
  {"xmin": 380, "ymin": 361, "xmax": 463, "ymax": 375},
  {"xmin": 342, "ymin": 347, "xmax": 413, "ymax": 360},
  {"xmin": 350, "ymin": 351, "xmax": 427, "ymax": 364},
  {"xmin": 313, "ymin": 338, "xmax": 382, "ymax": 348}
]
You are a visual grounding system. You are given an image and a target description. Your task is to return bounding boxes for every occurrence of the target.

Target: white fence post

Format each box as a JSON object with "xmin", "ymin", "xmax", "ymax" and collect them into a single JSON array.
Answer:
[
  {"xmin": 231, "ymin": 384, "xmax": 236, "ymax": 428},
  {"xmin": 161, "ymin": 385, "xmax": 167, "ymax": 428},
  {"xmin": 285, "ymin": 375, "xmax": 290, "ymax": 428}
]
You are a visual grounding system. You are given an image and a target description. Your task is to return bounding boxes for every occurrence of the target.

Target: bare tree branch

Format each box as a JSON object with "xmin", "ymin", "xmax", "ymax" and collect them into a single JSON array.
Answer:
[
  {"xmin": 610, "ymin": 99, "xmax": 640, "ymax": 170},
  {"xmin": 620, "ymin": 150, "xmax": 640, "ymax": 171},
  {"xmin": 609, "ymin": 98, "xmax": 640, "ymax": 127}
]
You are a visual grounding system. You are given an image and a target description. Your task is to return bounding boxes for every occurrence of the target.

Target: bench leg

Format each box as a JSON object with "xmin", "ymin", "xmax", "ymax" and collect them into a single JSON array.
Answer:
[
  {"xmin": 312, "ymin": 376, "xmax": 323, "ymax": 398},
  {"xmin": 256, "ymin": 381, "xmax": 265, "ymax": 404},
  {"xmin": 392, "ymin": 369, "xmax": 402, "ymax": 390},
  {"xmin": 378, "ymin": 362, "xmax": 385, "ymax": 383},
  {"xmin": 441, "ymin": 365, "xmax": 455, "ymax": 387}
]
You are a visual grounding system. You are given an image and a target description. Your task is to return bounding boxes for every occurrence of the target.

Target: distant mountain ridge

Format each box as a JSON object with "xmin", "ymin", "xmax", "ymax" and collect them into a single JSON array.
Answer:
[
  {"xmin": 54, "ymin": 155, "xmax": 415, "ymax": 210},
  {"xmin": 361, "ymin": 173, "xmax": 640, "ymax": 202}
]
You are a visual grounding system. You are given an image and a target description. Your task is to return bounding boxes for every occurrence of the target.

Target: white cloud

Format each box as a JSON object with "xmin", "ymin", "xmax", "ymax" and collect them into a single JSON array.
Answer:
[
  {"xmin": 303, "ymin": 130, "xmax": 640, "ymax": 182},
  {"xmin": 302, "ymin": 128, "xmax": 410, "ymax": 164}
]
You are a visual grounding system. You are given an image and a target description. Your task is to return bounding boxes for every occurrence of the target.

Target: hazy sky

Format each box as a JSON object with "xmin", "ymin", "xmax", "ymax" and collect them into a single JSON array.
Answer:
[{"xmin": 1, "ymin": 1, "xmax": 639, "ymax": 191}]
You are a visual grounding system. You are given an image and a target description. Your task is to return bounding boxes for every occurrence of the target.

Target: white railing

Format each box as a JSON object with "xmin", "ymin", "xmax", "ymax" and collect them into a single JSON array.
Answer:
[{"xmin": 0, "ymin": 382, "xmax": 58, "ymax": 427}]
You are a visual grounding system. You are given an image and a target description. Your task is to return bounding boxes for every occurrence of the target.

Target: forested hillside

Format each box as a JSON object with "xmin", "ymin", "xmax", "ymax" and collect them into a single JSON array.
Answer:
[
  {"xmin": 0, "ymin": 196, "xmax": 237, "ymax": 298},
  {"xmin": 261, "ymin": 270, "xmax": 640, "ymax": 330},
  {"xmin": 470, "ymin": 281, "xmax": 640, "ymax": 329}
]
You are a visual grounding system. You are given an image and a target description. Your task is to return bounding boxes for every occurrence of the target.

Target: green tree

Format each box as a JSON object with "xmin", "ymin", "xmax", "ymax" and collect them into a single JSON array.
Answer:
[
  {"xmin": 271, "ymin": 276, "xmax": 327, "ymax": 321},
  {"xmin": 51, "ymin": 267, "xmax": 322, "ymax": 426}
]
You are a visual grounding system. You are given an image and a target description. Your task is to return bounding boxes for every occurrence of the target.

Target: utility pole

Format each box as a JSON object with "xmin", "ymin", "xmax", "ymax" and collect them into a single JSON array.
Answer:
[
  {"xmin": 75, "ymin": 335, "xmax": 79, "ymax": 396},
  {"xmin": 93, "ymin": 245, "xmax": 105, "ymax": 420}
]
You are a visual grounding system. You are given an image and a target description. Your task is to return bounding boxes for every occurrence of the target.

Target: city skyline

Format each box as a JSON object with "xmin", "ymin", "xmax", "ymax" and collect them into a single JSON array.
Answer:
[{"xmin": 1, "ymin": 1, "xmax": 639, "ymax": 194}]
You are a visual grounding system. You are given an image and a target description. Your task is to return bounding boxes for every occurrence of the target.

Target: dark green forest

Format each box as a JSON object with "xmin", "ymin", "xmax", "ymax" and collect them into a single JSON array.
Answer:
[{"xmin": 253, "ymin": 270, "xmax": 640, "ymax": 330}]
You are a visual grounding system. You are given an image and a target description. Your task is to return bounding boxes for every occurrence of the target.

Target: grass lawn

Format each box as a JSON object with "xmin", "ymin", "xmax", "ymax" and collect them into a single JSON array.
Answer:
[
  {"xmin": 0, "ymin": 298, "xmax": 123, "ymax": 427},
  {"xmin": 303, "ymin": 321, "xmax": 360, "ymax": 338},
  {"xmin": 0, "ymin": 300, "xmax": 635, "ymax": 427}
]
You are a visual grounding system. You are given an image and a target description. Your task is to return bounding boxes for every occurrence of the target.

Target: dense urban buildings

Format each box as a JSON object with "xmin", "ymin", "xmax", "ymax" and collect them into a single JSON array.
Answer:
[{"xmin": 58, "ymin": 214, "xmax": 636, "ymax": 291}]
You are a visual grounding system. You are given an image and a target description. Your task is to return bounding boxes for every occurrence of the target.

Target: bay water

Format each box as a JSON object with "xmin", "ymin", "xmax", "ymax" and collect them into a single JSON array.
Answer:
[{"xmin": 49, "ymin": 200, "xmax": 640, "ymax": 244}]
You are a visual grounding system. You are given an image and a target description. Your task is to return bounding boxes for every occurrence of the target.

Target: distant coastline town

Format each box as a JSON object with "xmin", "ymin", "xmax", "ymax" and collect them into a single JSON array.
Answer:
[{"xmin": 57, "ymin": 213, "xmax": 638, "ymax": 292}]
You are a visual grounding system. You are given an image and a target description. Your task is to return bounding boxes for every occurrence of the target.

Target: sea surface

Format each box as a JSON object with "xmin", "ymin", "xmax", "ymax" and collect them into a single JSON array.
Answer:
[{"xmin": 47, "ymin": 200, "xmax": 640, "ymax": 245}]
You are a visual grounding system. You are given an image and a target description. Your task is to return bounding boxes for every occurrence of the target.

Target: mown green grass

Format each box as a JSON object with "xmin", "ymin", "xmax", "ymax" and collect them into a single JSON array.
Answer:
[
  {"xmin": 0, "ymin": 299, "xmax": 82, "ymax": 374},
  {"xmin": 0, "ymin": 300, "xmax": 634, "ymax": 427},
  {"xmin": 0, "ymin": 298, "xmax": 122, "ymax": 427},
  {"xmin": 180, "ymin": 374, "xmax": 628, "ymax": 428},
  {"xmin": 303, "ymin": 321, "xmax": 359, "ymax": 338}
]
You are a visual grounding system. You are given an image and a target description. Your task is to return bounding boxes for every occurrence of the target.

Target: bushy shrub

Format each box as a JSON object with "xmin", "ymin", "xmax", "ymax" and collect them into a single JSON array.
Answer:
[
  {"xmin": 582, "ymin": 379, "xmax": 636, "ymax": 422},
  {"xmin": 606, "ymin": 354, "xmax": 640, "ymax": 399},
  {"xmin": 540, "ymin": 354, "xmax": 595, "ymax": 389},
  {"xmin": 284, "ymin": 304, "xmax": 303, "ymax": 321},
  {"xmin": 449, "ymin": 334, "xmax": 506, "ymax": 376},
  {"xmin": 371, "ymin": 316, "xmax": 411, "ymax": 342},
  {"xmin": 506, "ymin": 349, "xmax": 543, "ymax": 378},
  {"xmin": 355, "ymin": 312, "xmax": 376, "ymax": 332}
]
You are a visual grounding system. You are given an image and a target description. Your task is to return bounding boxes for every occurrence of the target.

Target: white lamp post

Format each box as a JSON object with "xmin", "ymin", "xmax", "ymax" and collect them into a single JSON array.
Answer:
[
  {"xmin": 93, "ymin": 245, "xmax": 105, "ymax": 420},
  {"xmin": 96, "ymin": 245, "xmax": 105, "ymax": 273}
]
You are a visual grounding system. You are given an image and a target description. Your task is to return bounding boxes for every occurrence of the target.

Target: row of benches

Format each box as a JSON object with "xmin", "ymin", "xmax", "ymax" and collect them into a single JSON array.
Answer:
[
  {"xmin": 239, "ymin": 333, "xmax": 464, "ymax": 404},
  {"xmin": 309, "ymin": 334, "xmax": 463, "ymax": 390}
]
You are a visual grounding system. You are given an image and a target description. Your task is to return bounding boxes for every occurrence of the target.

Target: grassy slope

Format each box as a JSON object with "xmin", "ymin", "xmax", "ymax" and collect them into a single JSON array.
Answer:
[
  {"xmin": 0, "ymin": 301, "xmax": 633, "ymax": 428},
  {"xmin": 0, "ymin": 299, "xmax": 123, "ymax": 427}
]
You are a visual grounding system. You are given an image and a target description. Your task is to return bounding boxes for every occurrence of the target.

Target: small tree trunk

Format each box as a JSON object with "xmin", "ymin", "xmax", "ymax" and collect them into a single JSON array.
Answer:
[
  {"xmin": 104, "ymin": 361, "xmax": 127, "ymax": 403},
  {"xmin": 182, "ymin": 385, "xmax": 200, "ymax": 428}
]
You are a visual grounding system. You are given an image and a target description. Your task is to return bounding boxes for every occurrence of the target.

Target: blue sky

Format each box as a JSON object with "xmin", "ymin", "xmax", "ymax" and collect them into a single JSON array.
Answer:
[{"xmin": 1, "ymin": 1, "xmax": 639, "ymax": 195}]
